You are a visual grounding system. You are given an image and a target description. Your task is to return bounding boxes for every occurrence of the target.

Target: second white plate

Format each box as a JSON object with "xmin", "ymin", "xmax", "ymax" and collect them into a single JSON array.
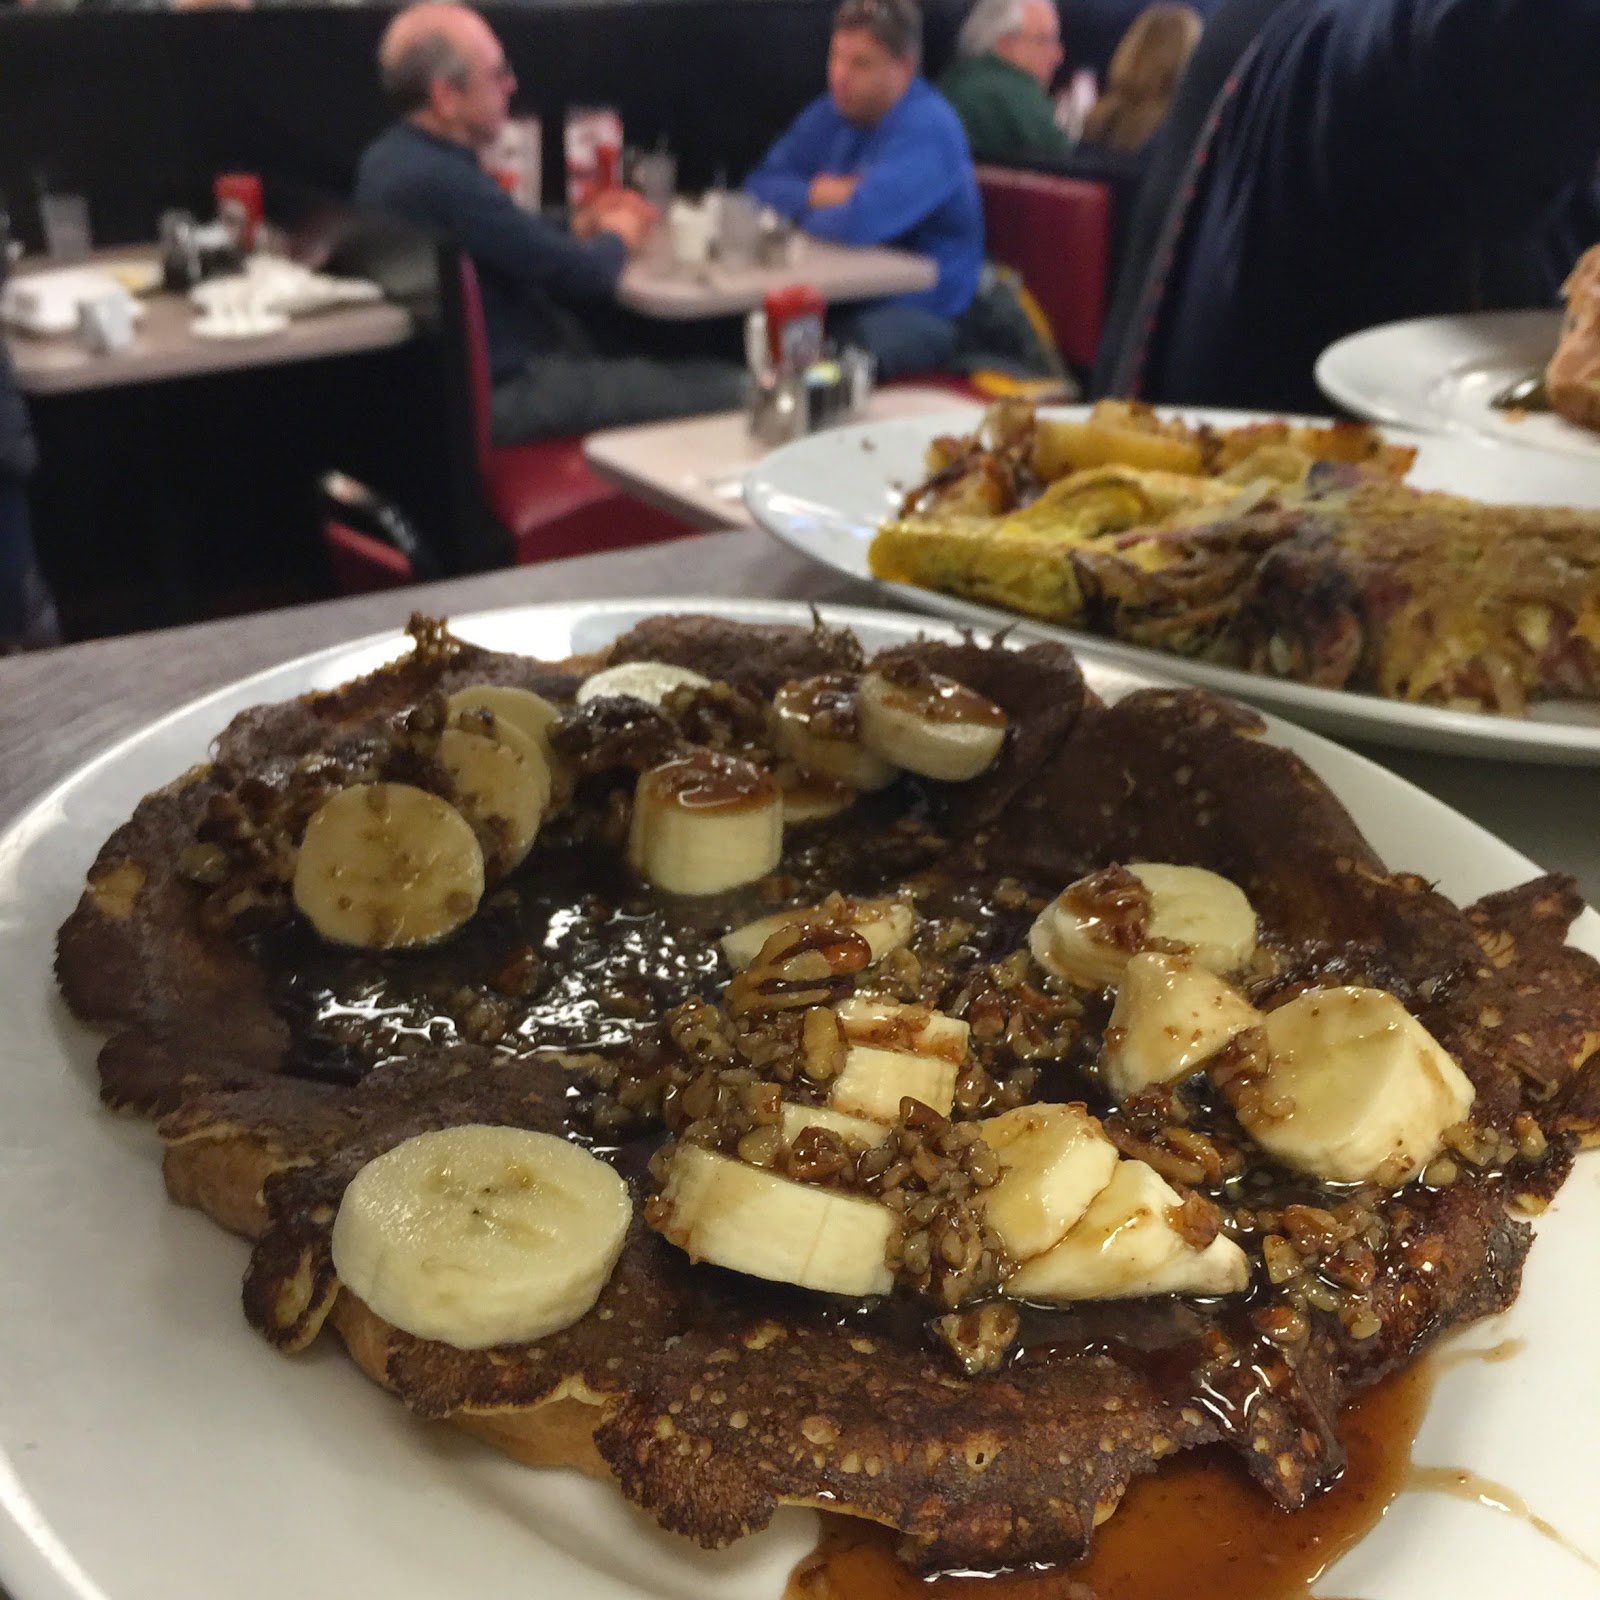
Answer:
[
  {"xmin": 1315, "ymin": 310, "xmax": 1599, "ymax": 460},
  {"xmin": 743, "ymin": 406, "xmax": 1600, "ymax": 763}
]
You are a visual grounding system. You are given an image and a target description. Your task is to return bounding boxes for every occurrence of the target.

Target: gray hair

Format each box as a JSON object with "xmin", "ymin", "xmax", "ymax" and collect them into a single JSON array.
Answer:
[
  {"xmin": 957, "ymin": 0, "xmax": 1044, "ymax": 57},
  {"xmin": 832, "ymin": 0, "xmax": 923, "ymax": 63},
  {"xmin": 380, "ymin": 29, "xmax": 471, "ymax": 115}
]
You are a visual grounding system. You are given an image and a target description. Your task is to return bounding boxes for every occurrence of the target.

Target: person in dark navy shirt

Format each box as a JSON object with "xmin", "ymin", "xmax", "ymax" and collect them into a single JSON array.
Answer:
[
  {"xmin": 746, "ymin": 0, "xmax": 985, "ymax": 379},
  {"xmin": 1094, "ymin": 0, "xmax": 1600, "ymax": 412},
  {"xmin": 356, "ymin": 3, "xmax": 744, "ymax": 441}
]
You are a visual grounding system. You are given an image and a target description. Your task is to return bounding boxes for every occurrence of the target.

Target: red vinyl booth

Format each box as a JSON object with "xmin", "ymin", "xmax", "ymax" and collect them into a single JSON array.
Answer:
[
  {"xmin": 324, "ymin": 252, "xmax": 696, "ymax": 592},
  {"xmin": 974, "ymin": 166, "xmax": 1112, "ymax": 374},
  {"xmin": 454, "ymin": 256, "xmax": 696, "ymax": 563}
]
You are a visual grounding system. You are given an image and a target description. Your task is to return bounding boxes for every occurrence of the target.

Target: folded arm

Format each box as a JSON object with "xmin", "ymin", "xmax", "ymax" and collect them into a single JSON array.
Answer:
[
  {"xmin": 744, "ymin": 107, "xmax": 831, "ymax": 220},
  {"xmin": 801, "ymin": 119, "xmax": 962, "ymax": 245}
]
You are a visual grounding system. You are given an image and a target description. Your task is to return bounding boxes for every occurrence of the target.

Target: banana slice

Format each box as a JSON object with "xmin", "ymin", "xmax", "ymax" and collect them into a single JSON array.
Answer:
[
  {"xmin": 1004, "ymin": 1159, "xmax": 1249, "ymax": 1301},
  {"xmin": 978, "ymin": 1103, "xmax": 1121, "ymax": 1262},
  {"xmin": 1157, "ymin": 1234, "xmax": 1254, "ymax": 1296},
  {"xmin": 830, "ymin": 1044, "xmax": 958, "ymax": 1123},
  {"xmin": 780, "ymin": 1101, "xmax": 888, "ymax": 1149},
  {"xmin": 628, "ymin": 750, "xmax": 783, "ymax": 896},
  {"xmin": 771, "ymin": 675, "xmax": 898, "ymax": 791},
  {"xmin": 293, "ymin": 782, "xmax": 484, "ymax": 949},
  {"xmin": 721, "ymin": 895, "xmax": 913, "ymax": 970},
  {"xmin": 445, "ymin": 684, "xmax": 563, "ymax": 760},
  {"xmin": 856, "ymin": 666, "xmax": 1008, "ymax": 782},
  {"xmin": 775, "ymin": 766, "xmax": 857, "ymax": 825},
  {"xmin": 1102, "ymin": 952, "xmax": 1260, "ymax": 1100},
  {"xmin": 577, "ymin": 661, "xmax": 711, "ymax": 707},
  {"xmin": 835, "ymin": 996, "xmax": 969, "ymax": 1062},
  {"xmin": 436, "ymin": 726, "xmax": 550, "ymax": 875},
  {"xmin": 653, "ymin": 1144, "xmax": 894, "ymax": 1296},
  {"xmin": 1130, "ymin": 863, "xmax": 1258, "ymax": 973},
  {"xmin": 1241, "ymin": 987, "xmax": 1476, "ymax": 1185},
  {"xmin": 330, "ymin": 1124, "xmax": 632, "ymax": 1349},
  {"xmin": 1029, "ymin": 862, "xmax": 1258, "ymax": 989}
]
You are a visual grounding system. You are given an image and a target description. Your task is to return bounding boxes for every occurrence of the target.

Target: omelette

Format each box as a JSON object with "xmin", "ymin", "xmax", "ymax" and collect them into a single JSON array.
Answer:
[{"xmin": 869, "ymin": 402, "xmax": 1600, "ymax": 714}]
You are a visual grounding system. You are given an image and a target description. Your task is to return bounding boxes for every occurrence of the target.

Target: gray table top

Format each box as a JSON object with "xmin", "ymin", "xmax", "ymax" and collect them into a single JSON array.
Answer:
[
  {"xmin": 616, "ymin": 237, "xmax": 937, "ymax": 320},
  {"xmin": 3, "ymin": 525, "xmax": 1597, "ymax": 906},
  {"xmin": 4, "ymin": 250, "xmax": 412, "ymax": 396}
]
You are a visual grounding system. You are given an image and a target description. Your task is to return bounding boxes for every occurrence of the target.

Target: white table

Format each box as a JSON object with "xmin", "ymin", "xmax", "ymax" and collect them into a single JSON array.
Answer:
[
  {"xmin": 4, "ymin": 250, "xmax": 412, "ymax": 396},
  {"xmin": 582, "ymin": 385, "xmax": 980, "ymax": 530},
  {"xmin": 617, "ymin": 237, "xmax": 937, "ymax": 319}
]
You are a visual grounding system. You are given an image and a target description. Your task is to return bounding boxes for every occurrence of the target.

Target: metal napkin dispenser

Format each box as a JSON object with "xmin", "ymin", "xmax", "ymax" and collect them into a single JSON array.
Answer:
[{"xmin": 748, "ymin": 348, "xmax": 875, "ymax": 446}]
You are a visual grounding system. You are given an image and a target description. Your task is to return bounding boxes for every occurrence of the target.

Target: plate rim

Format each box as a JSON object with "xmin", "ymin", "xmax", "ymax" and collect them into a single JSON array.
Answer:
[{"xmin": 1315, "ymin": 308, "xmax": 1591, "ymax": 451}]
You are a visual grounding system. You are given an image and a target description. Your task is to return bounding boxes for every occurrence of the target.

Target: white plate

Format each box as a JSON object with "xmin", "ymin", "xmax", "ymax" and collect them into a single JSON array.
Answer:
[
  {"xmin": 743, "ymin": 407, "xmax": 1600, "ymax": 763},
  {"xmin": 1, "ymin": 597, "xmax": 1597, "ymax": 1600},
  {"xmin": 1316, "ymin": 310, "xmax": 1600, "ymax": 460}
]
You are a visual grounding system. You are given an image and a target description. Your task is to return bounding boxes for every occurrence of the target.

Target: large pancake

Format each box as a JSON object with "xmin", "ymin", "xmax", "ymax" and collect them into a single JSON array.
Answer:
[{"xmin": 56, "ymin": 614, "xmax": 1600, "ymax": 1574}]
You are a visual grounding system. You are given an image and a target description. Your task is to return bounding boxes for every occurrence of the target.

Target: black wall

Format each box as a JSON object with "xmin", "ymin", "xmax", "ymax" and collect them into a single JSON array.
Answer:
[{"xmin": 0, "ymin": 0, "xmax": 976, "ymax": 249}]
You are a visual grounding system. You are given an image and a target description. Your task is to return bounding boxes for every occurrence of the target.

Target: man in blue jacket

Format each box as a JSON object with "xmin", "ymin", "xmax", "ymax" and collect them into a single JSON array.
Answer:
[
  {"xmin": 745, "ymin": 0, "xmax": 985, "ymax": 379},
  {"xmin": 357, "ymin": 3, "xmax": 745, "ymax": 441}
]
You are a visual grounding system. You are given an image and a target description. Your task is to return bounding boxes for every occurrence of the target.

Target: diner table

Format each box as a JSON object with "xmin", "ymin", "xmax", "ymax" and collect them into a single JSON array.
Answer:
[
  {"xmin": 616, "ymin": 237, "xmax": 937, "ymax": 319},
  {"xmin": 3, "ymin": 249, "xmax": 413, "ymax": 397},
  {"xmin": 7, "ymin": 246, "xmax": 424, "ymax": 635},
  {"xmin": 3, "ymin": 527, "xmax": 1599, "ymax": 911},
  {"xmin": 583, "ymin": 385, "xmax": 980, "ymax": 530}
]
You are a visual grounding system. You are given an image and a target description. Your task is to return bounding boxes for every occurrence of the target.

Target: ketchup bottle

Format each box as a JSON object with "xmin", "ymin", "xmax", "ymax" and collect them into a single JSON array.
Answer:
[{"xmin": 764, "ymin": 284, "xmax": 826, "ymax": 374}]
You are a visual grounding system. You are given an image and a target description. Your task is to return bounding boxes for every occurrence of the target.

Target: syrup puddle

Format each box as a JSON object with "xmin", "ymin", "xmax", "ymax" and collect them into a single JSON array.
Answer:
[
  {"xmin": 1405, "ymin": 1334, "xmax": 1597, "ymax": 1574},
  {"xmin": 1404, "ymin": 1464, "xmax": 1599, "ymax": 1574},
  {"xmin": 784, "ymin": 1336, "xmax": 1595, "ymax": 1600}
]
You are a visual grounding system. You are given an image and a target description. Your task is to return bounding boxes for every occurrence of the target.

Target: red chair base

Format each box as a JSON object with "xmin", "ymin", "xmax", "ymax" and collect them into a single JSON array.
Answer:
[
  {"xmin": 324, "ymin": 520, "xmax": 415, "ymax": 593},
  {"xmin": 483, "ymin": 437, "xmax": 695, "ymax": 563}
]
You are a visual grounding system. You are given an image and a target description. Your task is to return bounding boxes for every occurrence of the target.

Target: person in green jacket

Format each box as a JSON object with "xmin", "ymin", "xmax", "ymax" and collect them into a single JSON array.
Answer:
[{"xmin": 937, "ymin": 0, "xmax": 1070, "ymax": 162}]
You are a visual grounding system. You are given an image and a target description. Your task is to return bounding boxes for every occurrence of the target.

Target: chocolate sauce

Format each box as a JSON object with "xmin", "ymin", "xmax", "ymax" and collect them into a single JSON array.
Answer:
[
  {"xmin": 263, "ymin": 794, "xmax": 953, "ymax": 1074},
  {"xmin": 876, "ymin": 659, "xmax": 1010, "ymax": 727}
]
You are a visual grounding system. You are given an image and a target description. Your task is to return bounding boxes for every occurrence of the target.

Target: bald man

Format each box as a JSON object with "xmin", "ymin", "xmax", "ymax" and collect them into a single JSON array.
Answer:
[{"xmin": 355, "ymin": 3, "xmax": 744, "ymax": 441}]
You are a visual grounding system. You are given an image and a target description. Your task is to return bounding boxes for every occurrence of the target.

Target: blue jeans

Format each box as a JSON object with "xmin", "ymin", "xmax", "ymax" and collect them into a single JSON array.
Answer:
[
  {"xmin": 490, "ymin": 353, "xmax": 748, "ymax": 444},
  {"xmin": 830, "ymin": 301, "xmax": 959, "ymax": 382}
]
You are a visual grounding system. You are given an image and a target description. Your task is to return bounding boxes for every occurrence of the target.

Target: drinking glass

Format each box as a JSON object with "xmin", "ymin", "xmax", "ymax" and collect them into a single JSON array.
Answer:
[
  {"xmin": 628, "ymin": 149, "xmax": 677, "ymax": 213},
  {"xmin": 716, "ymin": 191, "xmax": 762, "ymax": 271},
  {"xmin": 39, "ymin": 192, "xmax": 92, "ymax": 262}
]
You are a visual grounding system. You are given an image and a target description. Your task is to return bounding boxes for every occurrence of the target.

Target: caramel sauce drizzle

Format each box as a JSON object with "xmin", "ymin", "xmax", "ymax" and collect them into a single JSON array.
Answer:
[
  {"xmin": 1405, "ymin": 1335, "xmax": 1598, "ymax": 1576},
  {"xmin": 785, "ymin": 1338, "xmax": 1595, "ymax": 1600}
]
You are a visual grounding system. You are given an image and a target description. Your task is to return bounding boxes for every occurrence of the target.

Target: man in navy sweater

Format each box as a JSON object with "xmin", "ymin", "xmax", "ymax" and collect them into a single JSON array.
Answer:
[
  {"xmin": 745, "ymin": 0, "xmax": 985, "ymax": 379},
  {"xmin": 356, "ymin": 3, "xmax": 744, "ymax": 441}
]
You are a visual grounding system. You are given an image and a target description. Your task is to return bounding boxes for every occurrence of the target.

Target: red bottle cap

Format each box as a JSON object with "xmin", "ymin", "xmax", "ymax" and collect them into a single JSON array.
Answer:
[{"xmin": 764, "ymin": 284, "xmax": 826, "ymax": 370}]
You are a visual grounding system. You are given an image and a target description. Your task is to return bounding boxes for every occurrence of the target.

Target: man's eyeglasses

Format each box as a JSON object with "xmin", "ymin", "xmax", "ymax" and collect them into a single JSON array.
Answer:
[{"xmin": 452, "ymin": 60, "xmax": 516, "ymax": 89}]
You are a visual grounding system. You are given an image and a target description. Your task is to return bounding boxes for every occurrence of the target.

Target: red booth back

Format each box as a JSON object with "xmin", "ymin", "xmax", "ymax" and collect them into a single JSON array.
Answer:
[
  {"xmin": 455, "ymin": 255, "xmax": 694, "ymax": 561},
  {"xmin": 974, "ymin": 166, "xmax": 1112, "ymax": 373}
]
